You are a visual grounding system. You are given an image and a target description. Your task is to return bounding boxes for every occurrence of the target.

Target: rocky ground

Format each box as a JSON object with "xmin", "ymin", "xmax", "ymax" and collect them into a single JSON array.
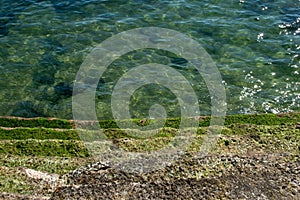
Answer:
[
  {"xmin": 50, "ymin": 153, "xmax": 299, "ymax": 200},
  {"xmin": 0, "ymin": 114, "xmax": 299, "ymax": 199}
]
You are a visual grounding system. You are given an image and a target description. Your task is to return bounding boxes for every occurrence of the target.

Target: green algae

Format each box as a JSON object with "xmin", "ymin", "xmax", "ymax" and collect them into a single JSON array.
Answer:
[
  {"xmin": 0, "ymin": 112, "xmax": 298, "ymax": 130},
  {"xmin": 0, "ymin": 140, "xmax": 89, "ymax": 157},
  {"xmin": 0, "ymin": 128, "xmax": 79, "ymax": 140},
  {"xmin": 0, "ymin": 167, "xmax": 34, "ymax": 195},
  {"xmin": 0, "ymin": 117, "xmax": 73, "ymax": 129},
  {"xmin": 0, "ymin": 113, "xmax": 298, "ymax": 156},
  {"xmin": 224, "ymin": 113, "xmax": 300, "ymax": 126},
  {"xmin": 0, "ymin": 155, "xmax": 92, "ymax": 174}
]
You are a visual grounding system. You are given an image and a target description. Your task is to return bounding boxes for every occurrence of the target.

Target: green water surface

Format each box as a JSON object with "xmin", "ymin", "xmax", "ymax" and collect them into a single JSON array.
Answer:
[{"xmin": 0, "ymin": 0, "xmax": 299, "ymax": 119}]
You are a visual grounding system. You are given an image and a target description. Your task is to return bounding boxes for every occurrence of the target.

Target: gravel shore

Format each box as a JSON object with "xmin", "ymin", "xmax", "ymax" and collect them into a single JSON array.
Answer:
[{"xmin": 50, "ymin": 153, "xmax": 300, "ymax": 199}]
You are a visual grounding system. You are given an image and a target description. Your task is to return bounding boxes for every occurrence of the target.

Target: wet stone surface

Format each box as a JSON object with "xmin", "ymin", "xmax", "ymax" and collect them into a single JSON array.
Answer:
[{"xmin": 51, "ymin": 154, "xmax": 300, "ymax": 199}]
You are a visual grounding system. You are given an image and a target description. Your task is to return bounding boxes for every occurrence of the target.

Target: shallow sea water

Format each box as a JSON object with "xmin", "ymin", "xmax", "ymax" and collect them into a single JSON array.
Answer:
[{"xmin": 0, "ymin": 0, "xmax": 299, "ymax": 119}]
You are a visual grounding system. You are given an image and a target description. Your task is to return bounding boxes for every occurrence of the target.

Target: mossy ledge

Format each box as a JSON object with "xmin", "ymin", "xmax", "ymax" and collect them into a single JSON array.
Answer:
[
  {"xmin": 1, "ymin": 112, "xmax": 299, "ymax": 129},
  {"xmin": 0, "ymin": 117, "xmax": 73, "ymax": 129},
  {"xmin": 0, "ymin": 112, "xmax": 299, "ymax": 157}
]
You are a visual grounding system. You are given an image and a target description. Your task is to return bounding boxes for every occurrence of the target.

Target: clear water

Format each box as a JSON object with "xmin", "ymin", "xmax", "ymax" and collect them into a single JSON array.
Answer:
[{"xmin": 0, "ymin": 0, "xmax": 299, "ymax": 119}]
